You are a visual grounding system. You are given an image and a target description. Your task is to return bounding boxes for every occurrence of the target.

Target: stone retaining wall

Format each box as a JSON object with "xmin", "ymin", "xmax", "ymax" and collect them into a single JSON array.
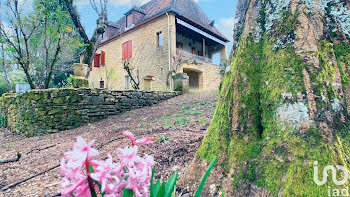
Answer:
[{"xmin": 0, "ymin": 88, "xmax": 180, "ymax": 136}]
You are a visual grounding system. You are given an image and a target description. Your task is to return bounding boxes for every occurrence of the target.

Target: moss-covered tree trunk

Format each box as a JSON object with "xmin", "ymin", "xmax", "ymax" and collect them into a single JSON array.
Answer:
[{"xmin": 183, "ymin": 0, "xmax": 350, "ymax": 196}]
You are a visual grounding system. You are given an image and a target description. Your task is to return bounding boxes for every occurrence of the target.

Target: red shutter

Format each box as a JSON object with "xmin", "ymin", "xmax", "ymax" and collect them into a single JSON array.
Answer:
[
  {"xmin": 122, "ymin": 42, "xmax": 127, "ymax": 60},
  {"xmin": 128, "ymin": 41, "xmax": 132, "ymax": 59},
  {"xmin": 90, "ymin": 65, "xmax": 92, "ymax": 71},
  {"xmin": 122, "ymin": 41, "xmax": 132, "ymax": 60},
  {"xmin": 94, "ymin": 54, "xmax": 100, "ymax": 67},
  {"xmin": 101, "ymin": 51, "xmax": 105, "ymax": 66}
]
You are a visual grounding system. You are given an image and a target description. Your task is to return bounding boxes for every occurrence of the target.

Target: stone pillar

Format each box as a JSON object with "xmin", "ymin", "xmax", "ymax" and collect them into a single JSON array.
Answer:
[
  {"xmin": 143, "ymin": 76, "xmax": 154, "ymax": 91},
  {"xmin": 72, "ymin": 63, "xmax": 89, "ymax": 88},
  {"xmin": 220, "ymin": 45, "xmax": 228, "ymax": 61},
  {"xmin": 172, "ymin": 73, "xmax": 189, "ymax": 94}
]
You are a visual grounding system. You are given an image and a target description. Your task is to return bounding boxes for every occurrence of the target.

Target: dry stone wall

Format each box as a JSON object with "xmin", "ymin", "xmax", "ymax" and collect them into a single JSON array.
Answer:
[{"xmin": 0, "ymin": 88, "xmax": 180, "ymax": 136}]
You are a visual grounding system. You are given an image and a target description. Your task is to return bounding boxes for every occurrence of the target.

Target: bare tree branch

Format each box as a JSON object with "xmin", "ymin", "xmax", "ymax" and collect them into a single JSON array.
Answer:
[
  {"xmin": 123, "ymin": 61, "xmax": 140, "ymax": 89},
  {"xmin": 63, "ymin": 0, "xmax": 108, "ymax": 75},
  {"xmin": 63, "ymin": 0, "xmax": 90, "ymax": 43},
  {"xmin": 44, "ymin": 37, "xmax": 61, "ymax": 88}
]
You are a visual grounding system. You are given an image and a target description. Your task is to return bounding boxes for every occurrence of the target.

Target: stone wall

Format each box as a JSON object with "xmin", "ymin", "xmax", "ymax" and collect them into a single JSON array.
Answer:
[
  {"xmin": 0, "ymin": 88, "xmax": 180, "ymax": 136},
  {"xmin": 175, "ymin": 56, "xmax": 222, "ymax": 91}
]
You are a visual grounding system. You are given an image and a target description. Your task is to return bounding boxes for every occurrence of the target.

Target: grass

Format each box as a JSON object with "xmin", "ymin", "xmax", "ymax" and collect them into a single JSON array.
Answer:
[
  {"xmin": 200, "ymin": 101, "xmax": 213, "ymax": 106},
  {"xmin": 173, "ymin": 113, "xmax": 181, "ymax": 117},
  {"xmin": 156, "ymin": 135, "xmax": 169, "ymax": 144},
  {"xmin": 156, "ymin": 115, "xmax": 171, "ymax": 121},
  {"xmin": 183, "ymin": 110, "xmax": 202, "ymax": 115},
  {"xmin": 122, "ymin": 114, "xmax": 134, "ymax": 119},
  {"xmin": 182, "ymin": 106, "xmax": 191, "ymax": 110},
  {"xmin": 175, "ymin": 117, "xmax": 190, "ymax": 125},
  {"xmin": 162, "ymin": 122, "xmax": 174, "ymax": 129}
]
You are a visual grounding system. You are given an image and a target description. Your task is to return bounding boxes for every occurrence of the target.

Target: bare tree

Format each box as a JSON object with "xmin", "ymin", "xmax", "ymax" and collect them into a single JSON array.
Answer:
[
  {"xmin": 0, "ymin": 1, "xmax": 13, "ymax": 91},
  {"xmin": 0, "ymin": 0, "xmax": 38, "ymax": 89},
  {"xmin": 63, "ymin": 0, "xmax": 108, "ymax": 75},
  {"xmin": 0, "ymin": 0, "xmax": 74, "ymax": 89}
]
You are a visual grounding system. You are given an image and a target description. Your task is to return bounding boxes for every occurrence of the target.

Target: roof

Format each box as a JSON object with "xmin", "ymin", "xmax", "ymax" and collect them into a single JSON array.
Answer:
[{"xmin": 101, "ymin": 0, "xmax": 229, "ymax": 45}]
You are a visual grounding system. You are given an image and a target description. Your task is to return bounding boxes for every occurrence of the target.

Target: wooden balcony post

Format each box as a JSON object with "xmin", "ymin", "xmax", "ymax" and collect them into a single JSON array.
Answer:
[{"xmin": 202, "ymin": 38, "xmax": 206, "ymax": 58}]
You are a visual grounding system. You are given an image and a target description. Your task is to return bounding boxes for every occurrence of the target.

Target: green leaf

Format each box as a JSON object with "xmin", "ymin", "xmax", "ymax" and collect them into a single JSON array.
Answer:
[
  {"xmin": 150, "ymin": 168, "xmax": 155, "ymax": 196},
  {"xmin": 194, "ymin": 157, "xmax": 217, "ymax": 197},
  {"xmin": 164, "ymin": 173, "xmax": 178, "ymax": 197},
  {"xmin": 156, "ymin": 182, "xmax": 166, "ymax": 197},
  {"xmin": 122, "ymin": 188, "xmax": 134, "ymax": 197},
  {"xmin": 151, "ymin": 180, "xmax": 161, "ymax": 197}
]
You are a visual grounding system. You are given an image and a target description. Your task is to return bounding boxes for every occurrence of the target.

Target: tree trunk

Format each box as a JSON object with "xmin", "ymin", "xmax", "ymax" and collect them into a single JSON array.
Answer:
[
  {"xmin": 44, "ymin": 37, "xmax": 61, "ymax": 89},
  {"xmin": 63, "ymin": 0, "xmax": 105, "ymax": 77},
  {"xmin": 1, "ymin": 48, "xmax": 13, "ymax": 91},
  {"xmin": 21, "ymin": 64, "xmax": 36, "ymax": 90},
  {"xmin": 0, "ymin": 1, "xmax": 12, "ymax": 91},
  {"xmin": 183, "ymin": 0, "xmax": 350, "ymax": 196}
]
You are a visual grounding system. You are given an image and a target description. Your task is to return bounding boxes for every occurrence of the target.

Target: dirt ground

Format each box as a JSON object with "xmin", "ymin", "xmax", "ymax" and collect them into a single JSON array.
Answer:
[{"xmin": 0, "ymin": 91, "xmax": 218, "ymax": 197}]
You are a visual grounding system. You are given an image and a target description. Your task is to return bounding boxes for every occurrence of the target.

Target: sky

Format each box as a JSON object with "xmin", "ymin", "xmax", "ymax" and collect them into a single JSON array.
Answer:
[
  {"xmin": 8, "ymin": 0, "xmax": 237, "ymax": 63},
  {"xmin": 76, "ymin": 0, "xmax": 237, "ymax": 63}
]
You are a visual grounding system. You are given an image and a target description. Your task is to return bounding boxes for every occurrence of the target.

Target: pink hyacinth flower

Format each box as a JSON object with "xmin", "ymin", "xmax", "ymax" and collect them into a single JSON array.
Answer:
[
  {"xmin": 122, "ymin": 130, "xmax": 135, "ymax": 141},
  {"xmin": 60, "ymin": 177, "xmax": 88, "ymax": 197},
  {"xmin": 60, "ymin": 158, "xmax": 85, "ymax": 181},
  {"xmin": 90, "ymin": 154, "xmax": 119, "ymax": 193},
  {"xmin": 134, "ymin": 136, "xmax": 154, "ymax": 146},
  {"xmin": 64, "ymin": 137, "xmax": 99, "ymax": 166},
  {"xmin": 122, "ymin": 131, "xmax": 153, "ymax": 147},
  {"xmin": 117, "ymin": 146, "xmax": 139, "ymax": 167}
]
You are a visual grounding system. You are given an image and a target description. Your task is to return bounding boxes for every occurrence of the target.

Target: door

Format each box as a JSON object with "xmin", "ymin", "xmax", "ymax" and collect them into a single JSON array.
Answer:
[
  {"xmin": 192, "ymin": 47, "xmax": 197, "ymax": 58},
  {"xmin": 177, "ymin": 42, "xmax": 183, "ymax": 54}
]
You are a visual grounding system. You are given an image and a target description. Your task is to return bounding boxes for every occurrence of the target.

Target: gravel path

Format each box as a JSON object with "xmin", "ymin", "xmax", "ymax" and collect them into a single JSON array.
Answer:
[{"xmin": 0, "ymin": 91, "xmax": 218, "ymax": 197}]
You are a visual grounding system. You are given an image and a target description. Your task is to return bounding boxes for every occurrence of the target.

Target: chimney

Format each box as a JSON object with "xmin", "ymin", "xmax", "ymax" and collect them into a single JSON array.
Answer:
[
  {"xmin": 131, "ymin": 0, "xmax": 136, "ymax": 7},
  {"xmin": 125, "ymin": 1, "xmax": 146, "ymax": 28}
]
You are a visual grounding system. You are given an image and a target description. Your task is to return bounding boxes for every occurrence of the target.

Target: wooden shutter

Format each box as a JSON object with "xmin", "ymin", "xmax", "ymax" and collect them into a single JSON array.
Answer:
[
  {"xmin": 101, "ymin": 51, "xmax": 105, "ymax": 66},
  {"xmin": 122, "ymin": 42, "xmax": 128, "ymax": 60},
  {"xmin": 128, "ymin": 41, "xmax": 132, "ymax": 59},
  {"xmin": 94, "ymin": 54, "xmax": 100, "ymax": 67}
]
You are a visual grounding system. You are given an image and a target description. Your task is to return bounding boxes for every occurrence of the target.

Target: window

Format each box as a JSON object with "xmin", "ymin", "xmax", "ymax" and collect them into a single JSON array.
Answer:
[
  {"xmin": 177, "ymin": 42, "xmax": 183, "ymax": 54},
  {"xmin": 101, "ymin": 51, "xmax": 105, "ymax": 66},
  {"xmin": 93, "ymin": 51, "xmax": 106, "ymax": 67},
  {"xmin": 126, "ymin": 14, "xmax": 133, "ymax": 28},
  {"xmin": 125, "ymin": 75, "xmax": 131, "ymax": 90},
  {"xmin": 122, "ymin": 41, "xmax": 132, "ymax": 60},
  {"xmin": 94, "ymin": 54, "xmax": 100, "ymax": 67},
  {"xmin": 157, "ymin": 32, "xmax": 162, "ymax": 47},
  {"xmin": 100, "ymin": 79, "xmax": 104, "ymax": 89}
]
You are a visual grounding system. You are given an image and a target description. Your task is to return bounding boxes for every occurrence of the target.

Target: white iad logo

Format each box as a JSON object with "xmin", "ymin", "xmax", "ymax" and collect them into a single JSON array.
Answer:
[
  {"xmin": 314, "ymin": 161, "xmax": 350, "ymax": 196},
  {"xmin": 313, "ymin": 161, "xmax": 349, "ymax": 186}
]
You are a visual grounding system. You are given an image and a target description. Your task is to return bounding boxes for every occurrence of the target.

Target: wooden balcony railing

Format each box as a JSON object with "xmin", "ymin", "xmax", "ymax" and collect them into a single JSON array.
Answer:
[{"xmin": 176, "ymin": 48, "xmax": 213, "ymax": 63}]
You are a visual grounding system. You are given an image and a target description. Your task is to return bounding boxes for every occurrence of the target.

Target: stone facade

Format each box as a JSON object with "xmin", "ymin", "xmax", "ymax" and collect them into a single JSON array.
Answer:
[
  {"xmin": 0, "ymin": 88, "xmax": 180, "ymax": 136},
  {"xmin": 89, "ymin": 15, "xmax": 177, "ymax": 91},
  {"xmin": 88, "ymin": 13, "xmax": 225, "ymax": 92}
]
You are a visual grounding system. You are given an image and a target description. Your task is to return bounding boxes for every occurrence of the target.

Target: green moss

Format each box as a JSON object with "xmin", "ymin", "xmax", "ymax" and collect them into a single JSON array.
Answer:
[
  {"xmin": 333, "ymin": 43, "xmax": 350, "ymax": 85},
  {"xmin": 73, "ymin": 78, "xmax": 89, "ymax": 88},
  {"xmin": 197, "ymin": 34, "xmax": 350, "ymax": 196}
]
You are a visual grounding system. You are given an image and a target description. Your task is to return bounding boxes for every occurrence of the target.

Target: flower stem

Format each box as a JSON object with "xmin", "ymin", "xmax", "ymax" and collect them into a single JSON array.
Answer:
[{"xmin": 85, "ymin": 160, "xmax": 97, "ymax": 197}]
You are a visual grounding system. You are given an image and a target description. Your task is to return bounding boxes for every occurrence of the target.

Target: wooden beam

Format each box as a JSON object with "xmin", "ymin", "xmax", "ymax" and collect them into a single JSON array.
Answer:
[
  {"xmin": 202, "ymin": 38, "xmax": 206, "ymax": 58},
  {"xmin": 176, "ymin": 18, "xmax": 226, "ymax": 45}
]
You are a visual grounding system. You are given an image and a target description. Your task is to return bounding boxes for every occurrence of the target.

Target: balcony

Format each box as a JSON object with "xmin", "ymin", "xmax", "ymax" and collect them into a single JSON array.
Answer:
[{"xmin": 176, "ymin": 48, "xmax": 213, "ymax": 63}]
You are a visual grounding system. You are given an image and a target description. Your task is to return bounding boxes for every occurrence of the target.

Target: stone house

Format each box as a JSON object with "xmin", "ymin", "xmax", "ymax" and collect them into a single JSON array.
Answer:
[{"xmin": 88, "ymin": 0, "xmax": 229, "ymax": 91}]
